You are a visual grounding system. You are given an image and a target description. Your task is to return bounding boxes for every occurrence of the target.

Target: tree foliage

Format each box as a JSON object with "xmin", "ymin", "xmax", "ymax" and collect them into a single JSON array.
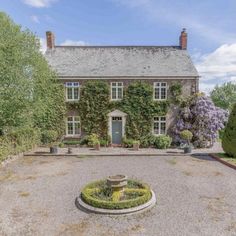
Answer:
[
  {"xmin": 222, "ymin": 103, "xmax": 236, "ymax": 157},
  {"xmin": 210, "ymin": 82, "xmax": 236, "ymax": 111},
  {"xmin": 0, "ymin": 12, "xmax": 66, "ymax": 158}
]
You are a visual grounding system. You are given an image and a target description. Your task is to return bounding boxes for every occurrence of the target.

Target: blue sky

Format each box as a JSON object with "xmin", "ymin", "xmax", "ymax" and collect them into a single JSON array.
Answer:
[{"xmin": 1, "ymin": 0, "xmax": 236, "ymax": 92}]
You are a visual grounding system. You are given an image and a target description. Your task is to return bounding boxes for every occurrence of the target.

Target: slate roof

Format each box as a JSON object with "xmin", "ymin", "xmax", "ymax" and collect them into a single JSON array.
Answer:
[{"xmin": 45, "ymin": 46, "xmax": 199, "ymax": 78}]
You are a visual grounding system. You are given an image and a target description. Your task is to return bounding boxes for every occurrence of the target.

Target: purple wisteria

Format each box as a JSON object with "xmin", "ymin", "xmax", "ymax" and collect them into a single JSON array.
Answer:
[{"xmin": 172, "ymin": 95, "xmax": 228, "ymax": 148}]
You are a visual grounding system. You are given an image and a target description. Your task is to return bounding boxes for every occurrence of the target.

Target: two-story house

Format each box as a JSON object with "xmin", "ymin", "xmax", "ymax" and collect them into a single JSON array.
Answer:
[{"xmin": 45, "ymin": 29, "xmax": 199, "ymax": 144}]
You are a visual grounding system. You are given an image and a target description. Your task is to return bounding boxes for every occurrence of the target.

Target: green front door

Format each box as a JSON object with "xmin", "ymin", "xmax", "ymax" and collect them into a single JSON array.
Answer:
[{"xmin": 112, "ymin": 117, "xmax": 122, "ymax": 144}]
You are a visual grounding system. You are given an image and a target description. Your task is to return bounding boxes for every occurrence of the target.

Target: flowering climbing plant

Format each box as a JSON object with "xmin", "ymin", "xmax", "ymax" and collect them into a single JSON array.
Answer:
[{"xmin": 172, "ymin": 94, "xmax": 228, "ymax": 148}]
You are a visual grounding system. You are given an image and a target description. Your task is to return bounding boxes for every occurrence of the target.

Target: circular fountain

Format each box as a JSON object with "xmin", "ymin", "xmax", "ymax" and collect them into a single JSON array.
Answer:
[{"xmin": 75, "ymin": 175, "xmax": 156, "ymax": 215}]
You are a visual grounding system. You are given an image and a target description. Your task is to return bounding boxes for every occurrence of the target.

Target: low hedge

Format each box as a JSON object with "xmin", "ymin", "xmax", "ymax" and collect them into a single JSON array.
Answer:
[
  {"xmin": 0, "ymin": 127, "xmax": 40, "ymax": 162},
  {"xmin": 81, "ymin": 179, "xmax": 152, "ymax": 209}
]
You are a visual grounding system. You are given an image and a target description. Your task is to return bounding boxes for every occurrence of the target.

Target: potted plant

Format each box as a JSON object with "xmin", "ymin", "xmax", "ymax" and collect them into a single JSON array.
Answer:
[
  {"xmin": 180, "ymin": 130, "xmax": 193, "ymax": 154},
  {"xmin": 133, "ymin": 140, "xmax": 140, "ymax": 151},
  {"xmin": 50, "ymin": 142, "xmax": 59, "ymax": 154},
  {"xmin": 88, "ymin": 133, "xmax": 100, "ymax": 151},
  {"xmin": 93, "ymin": 139, "xmax": 100, "ymax": 151}
]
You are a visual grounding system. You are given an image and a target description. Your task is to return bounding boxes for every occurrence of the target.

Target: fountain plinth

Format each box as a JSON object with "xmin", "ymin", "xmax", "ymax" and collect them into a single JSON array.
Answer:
[{"xmin": 107, "ymin": 175, "xmax": 127, "ymax": 201}]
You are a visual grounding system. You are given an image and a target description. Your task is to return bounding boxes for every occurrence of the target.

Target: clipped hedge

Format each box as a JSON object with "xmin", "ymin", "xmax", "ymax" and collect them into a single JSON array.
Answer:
[
  {"xmin": 0, "ymin": 127, "xmax": 40, "ymax": 162},
  {"xmin": 222, "ymin": 103, "xmax": 236, "ymax": 157},
  {"xmin": 81, "ymin": 179, "xmax": 152, "ymax": 209}
]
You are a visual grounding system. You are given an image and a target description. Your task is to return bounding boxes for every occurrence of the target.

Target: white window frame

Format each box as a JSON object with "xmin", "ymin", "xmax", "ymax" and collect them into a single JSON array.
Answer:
[
  {"xmin": 153, "ymin": 116, "xmax": 166, "ymax": 135},
  {"xmin": 65, "ymin": 82, "xmax": 80, "ymax": 101},
  {"xmin": 66, "ymin": 116, "xmax": 81, "ymax": 136},
  {"xmin": 111, "ymin": 82, "xmax": 123, "ymax": 101},
  {"xmin": 153, "ymin": 82, "xmax": 167, "ymax": 100}
]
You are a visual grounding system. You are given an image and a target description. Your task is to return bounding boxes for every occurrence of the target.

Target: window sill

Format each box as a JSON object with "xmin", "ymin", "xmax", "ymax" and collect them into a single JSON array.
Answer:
[
  {"xmin": 66, "ymin": 100, "xmax": 80, "ymax": 103},
  {"xmin": 153, "ymin": 99, "xmax": 167, "ymax": 101},
  {"xmin": 65, "ymin": 135, "xmax": 81, "ymax": 138}
]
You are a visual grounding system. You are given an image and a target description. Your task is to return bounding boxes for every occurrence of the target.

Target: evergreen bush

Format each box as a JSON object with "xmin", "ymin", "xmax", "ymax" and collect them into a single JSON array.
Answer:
[
  {"xmin": 222, "ymin": 103, "xmax": 236, "ymax": 157},
  {"xmin": 154, "ymin": 135, "xmax": 172, "ymax": 149}
]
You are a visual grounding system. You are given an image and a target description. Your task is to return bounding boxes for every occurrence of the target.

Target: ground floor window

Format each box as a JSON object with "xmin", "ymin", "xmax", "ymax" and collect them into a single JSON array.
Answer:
[
  {"xmin": 153, "ymin": 116, "xmax": 166, "ymax": 135},
  {"xmin": 66, "ymin": 116, "xmax": 80, "ymax": 136}
]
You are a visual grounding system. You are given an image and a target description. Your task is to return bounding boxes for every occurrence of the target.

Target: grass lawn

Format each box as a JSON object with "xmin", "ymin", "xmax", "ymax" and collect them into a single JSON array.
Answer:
[{"xmin": 217, "ymin": 153, "xmax": 236, "ymax": 166}]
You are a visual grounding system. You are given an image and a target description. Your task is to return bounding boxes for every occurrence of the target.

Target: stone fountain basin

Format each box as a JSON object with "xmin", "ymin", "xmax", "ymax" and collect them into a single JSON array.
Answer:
[{"xmin": 107, "ymin": 175, "xmax": 127, "ymax": 188}]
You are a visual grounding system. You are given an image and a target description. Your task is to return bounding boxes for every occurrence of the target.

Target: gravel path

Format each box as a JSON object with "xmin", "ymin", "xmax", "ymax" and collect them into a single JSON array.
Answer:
[{"xmin": 0, "ymin": 154, "xmax": 236, "ymax": 236}]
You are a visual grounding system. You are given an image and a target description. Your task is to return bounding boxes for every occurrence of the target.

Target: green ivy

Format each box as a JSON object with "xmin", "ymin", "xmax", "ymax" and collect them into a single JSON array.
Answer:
[
  {"xmin": 77, "ymin": 81, "xmax": 169, "ymax": 140},
  {"xmin": 79, "ymin": 81, "xmax": 110, "ymax": 139}
]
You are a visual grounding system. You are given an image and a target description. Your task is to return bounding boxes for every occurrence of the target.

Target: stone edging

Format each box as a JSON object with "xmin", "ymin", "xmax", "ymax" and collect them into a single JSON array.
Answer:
[
  {"xmin": 209, "ymin": 153, "xmax": 236, "ymax": 170},
  {"xmin": 75, "ymin": 190, "xmax": 156, "ymax": 215}
]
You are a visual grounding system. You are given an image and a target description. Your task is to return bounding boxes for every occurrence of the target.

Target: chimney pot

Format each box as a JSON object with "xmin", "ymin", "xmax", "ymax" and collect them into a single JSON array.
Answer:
[
  {"xmin": 179, "ymin": 28, "xmax": 187, "ymax": 50},
  {"xmin": 46, "ymin": 31, "xmax": 55, "ymax": 49}
]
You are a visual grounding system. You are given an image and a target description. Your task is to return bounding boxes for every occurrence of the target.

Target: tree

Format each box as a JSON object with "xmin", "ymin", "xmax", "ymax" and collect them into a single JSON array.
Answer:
[
  {"xmin": 210, "ymin": 82, "xmax": 236, "ymax": 111},
  {"xmin": 222, "ymin": 103, "xmax": 236, "ymax": 157},
  {"xmin": 172, "ymin": 94, "xmax": 228, "ymax": 148},
  {"xmin": 0, "ymin": 12, "xmax": 65, "ymax": 138}
]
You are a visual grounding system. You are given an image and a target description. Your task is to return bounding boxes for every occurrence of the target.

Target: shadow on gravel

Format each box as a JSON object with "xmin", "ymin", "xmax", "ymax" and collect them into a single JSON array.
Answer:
[{"xmin": 191, "ymin": 153, "xmax": 215, "ymax": 161}]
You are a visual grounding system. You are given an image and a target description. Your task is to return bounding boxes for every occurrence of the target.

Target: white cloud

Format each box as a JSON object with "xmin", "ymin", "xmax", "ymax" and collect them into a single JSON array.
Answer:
[
  {"xmin": 39, "ymin": 38, "xmax": 47, "ymax": 53},
  {"xmin": 30, "ymin": 15, "xmax": 40, "ymax": 23},
  {"xmin": 22, "ymin": 0, "xmax": 58, "ymax": 8},
  {"xmin": 60, "ymin": 40, "xmax": 89, "ymax": 46},
  {"xmin": 195, "ymin": 44, "xmax": 236, "ymax": 93}
]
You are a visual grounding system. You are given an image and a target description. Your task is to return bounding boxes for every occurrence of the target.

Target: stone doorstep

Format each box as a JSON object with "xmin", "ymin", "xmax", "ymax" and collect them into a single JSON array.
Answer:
[{"xmin": 209, "ymin": 153, "xmax": 236, "ymax": 170}]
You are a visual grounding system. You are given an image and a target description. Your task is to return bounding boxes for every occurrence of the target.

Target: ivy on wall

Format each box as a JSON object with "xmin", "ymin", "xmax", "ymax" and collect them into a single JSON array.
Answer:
[
  {"xmin": 79, "ymin": 81, "xmax": 110, "ymax": 139},
  {"xmin": 77, "ymin": 81, "xmax": 170, "ymax": 140}
]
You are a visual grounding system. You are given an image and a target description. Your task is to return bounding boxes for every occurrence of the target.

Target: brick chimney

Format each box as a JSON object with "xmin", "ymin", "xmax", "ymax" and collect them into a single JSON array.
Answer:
[
  {"xmin": 179, "ymin": 28, "xmax": 187, "ymax": 50},
  {"xmin": 46, "ymin": 31, "xmax": 55, "ymax": 49}
]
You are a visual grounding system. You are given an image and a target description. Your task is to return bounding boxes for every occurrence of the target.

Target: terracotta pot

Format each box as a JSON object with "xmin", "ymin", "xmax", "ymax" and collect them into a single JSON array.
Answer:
[{"xmin": 94, "ymin": 143, "xmax": 100, "ymax": 150}]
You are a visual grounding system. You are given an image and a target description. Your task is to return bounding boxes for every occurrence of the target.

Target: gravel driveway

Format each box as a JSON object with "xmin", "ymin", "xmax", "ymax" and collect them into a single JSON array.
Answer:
[{"xmin": 0, "ymin": 154, "xmax": 236, "ymax": 236}]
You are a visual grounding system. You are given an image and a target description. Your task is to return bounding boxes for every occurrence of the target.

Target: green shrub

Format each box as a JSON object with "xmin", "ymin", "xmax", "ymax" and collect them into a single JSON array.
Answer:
[
  {"xmin": 99, "ymin": 139, "xmax": 108, "ymax": 147},
  {"xmin": 87, "ymin": 133, "xmax": 100, "ymax": 146},
  {"xmin": 0, "ymin": 127, "xmax": 40, "ymax": 162},
  {"xmin": 140, "ymin": 134, "xmax": 156, "ymax": 148},
  {"xmin": 63, "ymin": 140, "xmax": 80, "ymax": 146},
  {"xmin": 180, "ymin": 130, "xmax": 193, "ymax": 144},
  {"xmin": 133, "ymin": 140, "xmax": 140, "ymax": 145},
  {"xmin": 79, "ymin": 136, "xmax": 89, "ymax": 146},
  {"xmin": 122, "ymin": 137, "xmax": 134, "ymax": 148},
  {"xmin": 222, "ymin": 103, "xmax": 236, "ymax": 157},
  {"xmin": 41, "ymin": 130, "xmax": 58, "ymax": 144},
  {"xmin": 154, "ymin": 135, "xmax": 172, "ymax": 149}
]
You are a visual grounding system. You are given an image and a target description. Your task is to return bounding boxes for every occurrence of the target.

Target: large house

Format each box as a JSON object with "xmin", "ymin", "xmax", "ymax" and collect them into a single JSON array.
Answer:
[{"xmin": 45, "ymin": 29, "xmax": 199, "ymax": 144}]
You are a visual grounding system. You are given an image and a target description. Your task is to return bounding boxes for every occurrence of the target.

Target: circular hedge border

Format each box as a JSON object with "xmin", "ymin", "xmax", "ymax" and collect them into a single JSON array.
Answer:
[{"xmin": 76, "ymin": 179, "xmax": 156, "ymax": 214}]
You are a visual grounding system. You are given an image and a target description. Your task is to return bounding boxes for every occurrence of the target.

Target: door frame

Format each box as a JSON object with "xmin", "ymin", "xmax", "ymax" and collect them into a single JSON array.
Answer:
[{"xmin": 107, "ymin": 109, "xmax": 127, "ymax": 144}]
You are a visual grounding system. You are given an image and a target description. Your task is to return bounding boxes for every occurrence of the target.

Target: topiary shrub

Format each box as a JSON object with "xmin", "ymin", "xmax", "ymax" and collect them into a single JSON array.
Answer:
[
  {"xmin": 222, "ymin": 103, "xmax": 236, "ymax": 157},
  {"xmin": 154, "ymin": 135, "xmax": 172, "ymax": 149},
  {"xmin": 180, "ymin": 130, "xmax": 193, "ymax": 145},
  {"xmin": 81, "ymin": 179, "xmax": 152, "ymax": 209}
]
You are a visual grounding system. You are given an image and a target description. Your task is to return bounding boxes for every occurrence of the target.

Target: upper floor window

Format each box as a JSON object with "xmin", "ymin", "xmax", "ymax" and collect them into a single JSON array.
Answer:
[
  {"xmin": 154, "ymin": 82, "xmax": 167, "ymax": 100},
  {"xmin": 111, "ymin": 82, "xmax": 123, "ymax": 100},
  {"xmin": 66, "ymin": 116, "xmax": 81, "ymax": 136},
  {"xmin": 65, "ymin": 82, "xmax": 79, "ymax": 101},
  {"xmin": 153, "ymin": 116, "xmax": 166, "ymax": 135}
]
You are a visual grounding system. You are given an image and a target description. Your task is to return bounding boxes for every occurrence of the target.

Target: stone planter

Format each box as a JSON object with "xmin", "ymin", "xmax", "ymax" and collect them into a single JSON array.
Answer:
[
  {"xmin": 50, "ymin": 146, "xmax": 58, "ymax": 154},
  {"xmin": 184, "ymin": 146, "xmax": 192, "ymax": 154},
  {"xmin": 94, "ymin": 143, "xmax": 100, "ymax": 151},
  {"xmin": 68, "ymin": 147, "xmax": 73, "ymax": 154},
  {"xmin": 133, "ymin": 143, "xmax": 139, "ymax": 151}
]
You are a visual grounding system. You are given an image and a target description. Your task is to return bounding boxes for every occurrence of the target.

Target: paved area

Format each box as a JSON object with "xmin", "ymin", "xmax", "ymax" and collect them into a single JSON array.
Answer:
[
  {"xmin": 26, "ymin": 142, "xmax": 223, "ymax": 156},
  {"xmin": 0, "ymin": 154, "xmax": 235, "ymax": 236}
]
